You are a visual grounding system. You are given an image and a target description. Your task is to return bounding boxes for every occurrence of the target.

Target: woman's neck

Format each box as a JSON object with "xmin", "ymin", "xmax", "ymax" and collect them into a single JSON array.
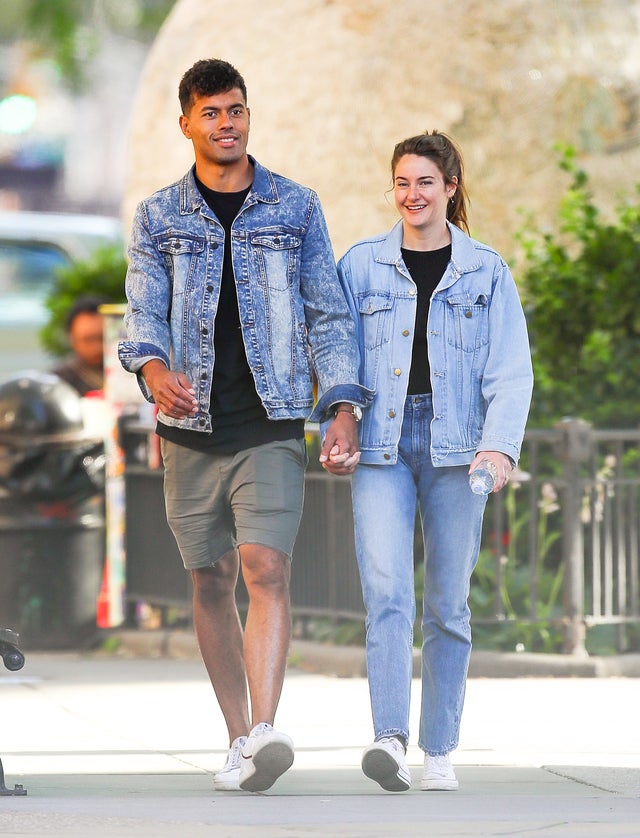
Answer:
[{"xmin": 401, "ymin": 223, "xmax": 451, "ymax": 252}]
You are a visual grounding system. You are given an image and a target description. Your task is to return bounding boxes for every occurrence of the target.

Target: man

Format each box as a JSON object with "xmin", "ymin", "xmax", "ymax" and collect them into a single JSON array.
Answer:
[
  {"xmin": 52, "ymin": 295, "xmax": 105, "ymax": 395},
  {"xmin": 119, "ymin": 58, "xmax": 369, "ymax": 793}
]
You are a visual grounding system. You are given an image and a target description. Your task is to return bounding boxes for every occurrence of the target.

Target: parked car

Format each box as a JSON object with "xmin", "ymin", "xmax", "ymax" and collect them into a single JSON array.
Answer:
[{"xmin": 0, "ymin": 211, "xmax": 122, "ymax": 381}]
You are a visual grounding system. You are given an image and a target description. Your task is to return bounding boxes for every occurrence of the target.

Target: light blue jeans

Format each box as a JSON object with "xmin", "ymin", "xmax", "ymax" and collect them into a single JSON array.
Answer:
[{"xmin": 351, "ymin": 394, "xmax": 487, "ymax": 755}]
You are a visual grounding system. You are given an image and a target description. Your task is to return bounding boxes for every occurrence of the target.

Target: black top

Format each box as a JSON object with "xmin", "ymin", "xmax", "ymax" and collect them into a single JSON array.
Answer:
[
  {"xmin": 51, "ymin": 358, "xmax": 103, "ymax": 396},
  {"xmin": 401, "ymin": 244, "xmax": 451, "ymax": 395},
  {"xmin": 157, "ymin": 177, "xmax": 304, "ymax": 454}
]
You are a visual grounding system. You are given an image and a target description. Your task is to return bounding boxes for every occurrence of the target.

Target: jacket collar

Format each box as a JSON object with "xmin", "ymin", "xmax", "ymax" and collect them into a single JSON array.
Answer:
[
  {"xmin": 179, "ymin": 155, "xmax": 279, "ymax": 214},
  {"xmin": 376, "ymin": 220, "xmax": 482, "ymax": 275}
]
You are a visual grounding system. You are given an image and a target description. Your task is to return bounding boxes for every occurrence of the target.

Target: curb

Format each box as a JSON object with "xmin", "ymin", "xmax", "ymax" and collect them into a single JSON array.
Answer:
[{"xmin": 105, "ymin": 629, "xmax": 640, "ymax": 678}]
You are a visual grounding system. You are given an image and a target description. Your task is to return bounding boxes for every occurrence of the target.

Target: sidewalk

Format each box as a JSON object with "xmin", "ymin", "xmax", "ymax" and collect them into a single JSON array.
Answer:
[{"xmin": 1, "ymin": 650, "xmax": 639, "ymax": 837}]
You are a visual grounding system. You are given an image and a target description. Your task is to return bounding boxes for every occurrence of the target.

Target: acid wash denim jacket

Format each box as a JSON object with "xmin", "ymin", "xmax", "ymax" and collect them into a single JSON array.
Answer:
[
  {"xmin": 118, "ymin": 157, "xmax": 370, "ymax": 432},
  {"xmin": 337, "ymin": 220, "xmax": 533, "ymax": 467}
]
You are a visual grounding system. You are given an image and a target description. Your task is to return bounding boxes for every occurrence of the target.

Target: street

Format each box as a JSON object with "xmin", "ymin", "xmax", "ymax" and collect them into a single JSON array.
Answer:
[{"xmin": 0, "ymin": 652, "xmax": 639, "ymax": 837}]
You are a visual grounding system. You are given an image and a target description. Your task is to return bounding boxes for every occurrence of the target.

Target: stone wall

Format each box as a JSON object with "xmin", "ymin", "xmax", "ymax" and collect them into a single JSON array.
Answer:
[{"xmin": 123, "ymin": 0, "xmax": 640, "ymax": 263}]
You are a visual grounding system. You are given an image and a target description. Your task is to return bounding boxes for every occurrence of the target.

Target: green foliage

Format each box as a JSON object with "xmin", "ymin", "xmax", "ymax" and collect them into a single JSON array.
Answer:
[
  {"xmin": 0, "ymin": 0, "xmax": 175, "ymax": 90},
  {"xmin": 518, "ymin": 146, "xmax": 640, "ymax": 428},
  {"xmin": 40, "ymin": 244, "xmax": 127, "ymax": 357}
]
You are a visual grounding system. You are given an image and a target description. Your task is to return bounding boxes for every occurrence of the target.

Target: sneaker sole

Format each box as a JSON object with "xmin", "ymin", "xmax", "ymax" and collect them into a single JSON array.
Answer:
[
  {"xmin": 213, "ymin": 771, "xmax": 241, "ymax": 791},
  {"xmin": 239, "ymin": 741, "xmax": 294, "ymax": 792},
  {"xmin": 420, "ymin": 777, "xmax": 459, "ymax": 791},
  {"xmin": 362, "ymin": 750, "xmax": 411, "ymax": 792}
]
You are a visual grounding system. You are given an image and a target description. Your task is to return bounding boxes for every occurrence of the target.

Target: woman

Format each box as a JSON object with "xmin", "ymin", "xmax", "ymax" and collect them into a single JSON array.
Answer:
[{"xmin": 336, "ymin": 132, "xmax": 533, "ymax": 791}]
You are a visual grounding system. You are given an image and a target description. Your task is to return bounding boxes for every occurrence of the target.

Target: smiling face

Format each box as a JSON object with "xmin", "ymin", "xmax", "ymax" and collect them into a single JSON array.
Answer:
[
  {"xmin": 393, "ymin": 154, "xmax": 457, "ymax": 240},
  {"xmin": 179, "ymin": 87, "xmax": 250, "ymax": 170}
]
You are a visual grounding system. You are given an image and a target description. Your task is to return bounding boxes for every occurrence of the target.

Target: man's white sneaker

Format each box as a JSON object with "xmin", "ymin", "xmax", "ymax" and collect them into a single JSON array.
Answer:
[
  {"xmin": 239, "ymin": 722, "xmax": 294, "ymax": 792},
  {"xmin": 420, "ymin": 753, "xmax": 459, "ymax": 791},
  {"xmin": 361, "ymin": 736, "xmax": 411, "ymax": 792},
  {"xmin": 213, "ymin": 735, "xmax": 247, "ymax": 791}
]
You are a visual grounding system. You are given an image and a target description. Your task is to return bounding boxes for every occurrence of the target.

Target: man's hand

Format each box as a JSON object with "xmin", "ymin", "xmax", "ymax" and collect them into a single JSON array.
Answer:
[
  {"xmin": 469, "ymin": 450, "xmax": 512, "ymax": 493},
  {"xmin": 319, "ymin": 409, "xmax": 361, "ymax": 476},
  {"xmin": 142, "ymin": 359, "xmax": 198, "ymax": 419}
]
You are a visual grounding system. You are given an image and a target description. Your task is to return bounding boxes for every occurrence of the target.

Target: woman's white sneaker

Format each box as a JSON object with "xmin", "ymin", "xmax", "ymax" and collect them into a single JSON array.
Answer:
[
  {"xmin": 421, "ymin": 753, "xmax": 459, "ymax": 791},
  {"xmin": 361, "ymin": 736, "xmax": 411, "ymax": 792},
  {"xmin": 213, "ymin": 735, "xmax": 247, "ymax": 791}
]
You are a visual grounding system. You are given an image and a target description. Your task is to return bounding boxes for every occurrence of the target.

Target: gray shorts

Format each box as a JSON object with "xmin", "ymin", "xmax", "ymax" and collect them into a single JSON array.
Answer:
[{"xmin": 160, "ymin": 437, "xmax": 306, "ymax": 570}]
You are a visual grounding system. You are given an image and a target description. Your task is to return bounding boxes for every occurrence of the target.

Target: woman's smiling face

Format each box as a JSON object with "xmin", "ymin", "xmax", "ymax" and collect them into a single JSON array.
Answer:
[{"xmin": 393, "ymin": 154, "xmax": 456, "ymax": 235}]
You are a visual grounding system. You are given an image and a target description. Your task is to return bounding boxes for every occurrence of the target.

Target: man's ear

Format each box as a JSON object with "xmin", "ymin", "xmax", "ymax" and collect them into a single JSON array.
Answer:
[{"xmin": 179, "ymin": 113, "xmax": 191, "ymax": 139}]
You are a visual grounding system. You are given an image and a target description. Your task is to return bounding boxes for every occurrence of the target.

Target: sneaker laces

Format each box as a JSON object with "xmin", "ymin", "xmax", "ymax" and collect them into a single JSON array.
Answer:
[
  {"xmin": 223, "ymin": 736, "xmax": 246, "ymax": 770},
  {"xmin": 248, "ymin": 722, "xmax": 273, "ymax": 738},
  {"xmin": 377, "ymin": 735, "xmax": 405, "ymax": 754},
  {"xmin": 427, "ymin": 754, "xmax": 453, "ymax": 776}
]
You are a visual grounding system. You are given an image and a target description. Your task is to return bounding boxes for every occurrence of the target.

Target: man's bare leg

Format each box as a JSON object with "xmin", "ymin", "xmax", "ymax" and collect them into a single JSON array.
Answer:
[
  {"xmin": 191, "ymin": 551, "xmax": 250, "ymax": 744},
  {"xmin": 239, "ymin": 544, "xmax": 292, "ymax": 726}
]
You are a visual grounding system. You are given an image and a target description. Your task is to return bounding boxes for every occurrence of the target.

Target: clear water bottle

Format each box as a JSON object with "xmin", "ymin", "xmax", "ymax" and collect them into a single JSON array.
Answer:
[{"xmin": 469, "ymin": 459, "xmax": 497, "ymax": 495}]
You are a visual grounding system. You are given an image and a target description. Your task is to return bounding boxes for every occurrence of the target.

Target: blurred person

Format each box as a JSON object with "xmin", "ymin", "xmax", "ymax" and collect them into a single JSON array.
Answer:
[
  {"xmin": 335, "ymin": 131, "xmax": 533, "ymax": 792},
  {"xmin": 118, "ymin": 58, "xmax": 368, "ymax": 793},
  {"xmin": 52, "ymin": 295, "xmax": 105, "ymax": 395}
]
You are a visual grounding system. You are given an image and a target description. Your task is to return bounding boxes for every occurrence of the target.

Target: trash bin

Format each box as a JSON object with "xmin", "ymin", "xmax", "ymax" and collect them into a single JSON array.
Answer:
[{"xmin": 0, "ymin": 372, "xmax": 105, "ymax": 649}]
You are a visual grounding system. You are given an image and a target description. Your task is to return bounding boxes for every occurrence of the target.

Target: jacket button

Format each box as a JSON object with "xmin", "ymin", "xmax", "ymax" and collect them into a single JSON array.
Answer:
[
  {"xmin": 389, "ymin": 410, "xmax": 396, "ymax": 418},
  {"xmin": 409, "ymin": 289, "xmax": 416, "ymax": 296},
  {"xmin": 202, "ymin": 327, "xmax": 208, "ymax": 335},
  {"xmin": 206, "ymin": 285, "xmax": 213, "ymax": 293},
  {"xmin": 384, "ymin": 453, "xmax": 391, "ymax": 460},
  {"xmin": 465, "ymin": 310, "xmax": 472, "ymax": 318},
  {"xmin": 402, "ymin": 329, "xmax": 409, "ymax": 337},
  {"xmin": 212, "ymin": 242, "xmax": 219, "ymax": 250},
  {"xmin": 198, "ymin": 418, "xmax": 206, "ymax": 426},
  {"xmin": 394, "ymin": 368, "xmax": 401, "ymax": 376},
  {"xmin": 200, "ymin": 373, "xmax": 207, "ymax": 380}
]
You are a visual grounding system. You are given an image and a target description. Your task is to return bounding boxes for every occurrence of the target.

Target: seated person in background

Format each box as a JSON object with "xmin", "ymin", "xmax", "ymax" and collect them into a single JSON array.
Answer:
[{"xmin": 52, "ymin": 295, "xmax": 105, "ymax": 395}]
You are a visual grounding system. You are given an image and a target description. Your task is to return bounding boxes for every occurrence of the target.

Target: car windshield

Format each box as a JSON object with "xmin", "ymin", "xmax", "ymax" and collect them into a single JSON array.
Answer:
[{"xmin": 0, "ymin": 241, "xmax": 70, "ymax": 325}]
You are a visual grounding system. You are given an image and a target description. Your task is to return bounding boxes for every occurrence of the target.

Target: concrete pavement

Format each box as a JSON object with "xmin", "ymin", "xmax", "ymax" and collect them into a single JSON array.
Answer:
[{"xmin": 1, "ymin": 649, "xmax": 639, "ymax": 837}]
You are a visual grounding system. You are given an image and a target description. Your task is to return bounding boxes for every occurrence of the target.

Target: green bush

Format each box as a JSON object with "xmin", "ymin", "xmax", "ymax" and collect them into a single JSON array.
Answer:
[
  {"xmin": 518, "ymin": 147, "xmax": 640, "ymax": 428},
  {"xmin": 40, "ymin": 243, "xmax": 127, "ymax": 357}
]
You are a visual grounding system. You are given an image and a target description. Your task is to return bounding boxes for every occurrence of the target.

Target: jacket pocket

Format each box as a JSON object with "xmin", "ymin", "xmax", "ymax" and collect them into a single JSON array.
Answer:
[
  {"xmin": 156, "ymin": 233, "xmax": 206, "ymax": 293},
  {"xmin": 444, "ymin": 293, "xmax": 489, "ymax": 352},
  {"xmin": 250, "ymin": 230, "xmax": 302, "ymax": 291},
  {"xmin": 357, "ymin": 292, "xmax": 393, "ymax": 391},
  {"xmin": 357, "ymin": 292, "xmax": 393, "ymax": 350}
]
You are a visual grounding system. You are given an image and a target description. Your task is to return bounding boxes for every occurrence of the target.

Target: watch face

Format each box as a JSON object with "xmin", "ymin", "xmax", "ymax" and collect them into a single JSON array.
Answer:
[{"xmin": 353, "ymin": 405, "xmax": 363, "ymax": 421}]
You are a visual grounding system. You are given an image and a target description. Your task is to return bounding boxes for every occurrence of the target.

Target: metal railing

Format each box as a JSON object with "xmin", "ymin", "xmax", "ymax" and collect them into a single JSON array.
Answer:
[
  {"xmin": 479, "ymin": 420, "xmax": 640, "ymax": 654},
  {"xmin": 123, "ymin": 421, "xmax": 640, "ymax": 654}
]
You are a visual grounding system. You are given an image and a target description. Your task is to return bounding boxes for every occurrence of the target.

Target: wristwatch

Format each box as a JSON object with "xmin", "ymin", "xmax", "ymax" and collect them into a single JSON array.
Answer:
[{"xmin": 335, "ymin": 403, "xmax": 362, "ymax": 421}]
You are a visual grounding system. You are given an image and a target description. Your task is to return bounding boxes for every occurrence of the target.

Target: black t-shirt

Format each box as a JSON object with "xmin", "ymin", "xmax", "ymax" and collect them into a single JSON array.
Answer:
[
  {"xmin": 401, "ymin": 244, "xmax": 451, "ymax": 395},
  {"xmin": 157, "ymin": 177, "xmax": 304, "ymax": 453}
]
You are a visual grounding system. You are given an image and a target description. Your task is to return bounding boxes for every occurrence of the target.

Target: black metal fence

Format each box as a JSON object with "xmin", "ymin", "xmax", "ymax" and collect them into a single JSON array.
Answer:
[
  {"xmin": 123, "ymin": 420, "xmax": 640, "ymax": 654},
  {"xmin": 479, "ymin": 420, "xmax": 640, "ymax": 654}
]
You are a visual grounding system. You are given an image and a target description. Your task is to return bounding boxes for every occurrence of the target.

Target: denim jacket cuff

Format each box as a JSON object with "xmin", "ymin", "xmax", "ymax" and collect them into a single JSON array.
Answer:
[
  {"xmin": 118, "ymin": 341, "xmax": 170, "ymax": 403},
  {"xmin": 309, "ymin": 384, "xmax": 374, "ymax": 423}
]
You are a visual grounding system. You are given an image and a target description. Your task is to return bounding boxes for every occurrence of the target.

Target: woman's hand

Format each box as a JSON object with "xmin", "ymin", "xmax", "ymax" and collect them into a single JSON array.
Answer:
[{"xmin": 469, "ymin": 450, "xmax": 512, "ymax": 493}]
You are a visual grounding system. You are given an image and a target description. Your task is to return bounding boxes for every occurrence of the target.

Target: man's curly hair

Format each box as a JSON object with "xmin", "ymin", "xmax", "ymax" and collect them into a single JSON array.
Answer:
[{"xmin": 178, "ymin": 59, "xmax": 247, "ymax": 114}]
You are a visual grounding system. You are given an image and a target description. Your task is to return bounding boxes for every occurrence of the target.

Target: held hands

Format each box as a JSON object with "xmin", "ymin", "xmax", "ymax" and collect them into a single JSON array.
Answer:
[
  {"xmin": 142, "ymin": 359, "xmax": 198, "ymax": 419},
  {"xmin": 319, "ymin": 410, "xmax": 361, "ymax": 476},
  {"xmin": 469, "ymin": 450, "xmax": 512, "ymax": 493}
]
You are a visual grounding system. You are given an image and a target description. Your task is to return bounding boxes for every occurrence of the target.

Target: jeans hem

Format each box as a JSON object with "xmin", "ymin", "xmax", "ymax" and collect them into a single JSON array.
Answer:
[{"xmin": 375, "ymin": 728, "xmax": 409, "ymax": 746}]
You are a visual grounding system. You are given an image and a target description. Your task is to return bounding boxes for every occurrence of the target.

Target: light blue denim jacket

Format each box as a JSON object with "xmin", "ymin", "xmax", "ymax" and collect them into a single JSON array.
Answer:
[
  {"xmin": 118, "ymin": 158, "xmax": 369, "ymax": 431},
  {"xmin": 337, "ymin": 221, "xmax": 533, "ymax": 466}
]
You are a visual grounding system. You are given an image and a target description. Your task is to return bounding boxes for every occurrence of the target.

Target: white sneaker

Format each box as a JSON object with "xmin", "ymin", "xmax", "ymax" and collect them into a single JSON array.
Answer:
[
  {"xmin": 421, "ymin": 753, "xmax": 459, "ymax": 791},
  {"xmin": 239, "ymin": 722, "xmax": 294, "ymax": 792},
  {"xmin": 213, "ymin": 735, "xmax": 246, "ymax": 791},
  {"xmin": 361, "ymin": 736, "xmax": 411, "ymax": 792}
]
